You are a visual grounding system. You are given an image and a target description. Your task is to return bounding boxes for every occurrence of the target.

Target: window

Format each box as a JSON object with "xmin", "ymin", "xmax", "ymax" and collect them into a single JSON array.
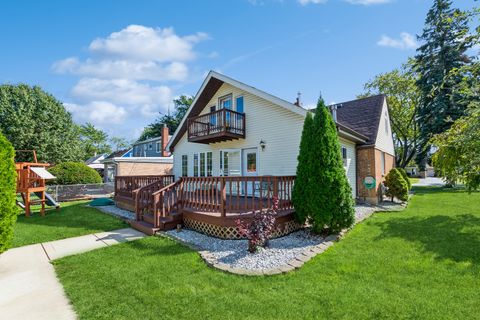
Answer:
[
  {"xmin": 156, "ymin": 142, "xmax": 160, "ymax": 153},
  {"xmin": 219, "ymin": 94, "xmax": 232, "ymax": 110},
  {"xmin": 210, "ymin": 105, "xmax": 217, "ymax": 125},
  {"xmin": 148, "ymin": 143, "xmax": 152, "ymax": 150},
  {"xmin": 341, "ymin": 146, "xmax": 348, "ymax": 167},
  {"xmin": 381, "ymin": 152, "xmax": 386, "ymax": 175},
  {"xmin": 182, "ymin": 155, "xmax": 188, "ymax": 177},
  {"xmin": 200, "ymin": 153, "xmax": 206, "ymax": 177},
  {"xmin": 220, "ymin": 151, "xmax": 229, "ymax": 176},
  {"xmin": 193, "ymin": 154, "xmax": 199, "ymax": 177},
  {"xmin": 236, "ymin": 96, "xmax": 244, "ymax": 113},
  {"xmin": 247, "ymin": 152, "xmax": 257, "ymax": 173},
  {"xmin": 194, "ymin": 152, "xmax": 212, "ymax": 177},
  {"xmin": 207, "ymin": 152, "xmax": 213, "ymax": 176}
]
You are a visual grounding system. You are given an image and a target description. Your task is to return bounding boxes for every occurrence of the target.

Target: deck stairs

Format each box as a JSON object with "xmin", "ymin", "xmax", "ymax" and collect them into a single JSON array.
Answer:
[{"xmin": 129, "ymin": 180, "xmax": 182, "ymax": 235}]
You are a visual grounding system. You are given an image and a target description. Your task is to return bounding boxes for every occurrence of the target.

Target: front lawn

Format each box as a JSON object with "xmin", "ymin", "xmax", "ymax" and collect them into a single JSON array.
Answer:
[
  {"xmin": 54, "ymin": 187, "xmax": 480, "ymax": 319},
  {"xmin": 12, "ymin": 201, "xmax": 128, "ymax": 247}
]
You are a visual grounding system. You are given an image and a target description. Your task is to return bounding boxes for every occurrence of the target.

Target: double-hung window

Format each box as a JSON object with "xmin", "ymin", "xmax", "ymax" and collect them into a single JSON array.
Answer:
[
  {"xmin": 193, "ymin": 152, "xmax": 213, "ymax": 177},
  {"xmin": 181, "ymin": 155, "xmax": 188, "ymax": 176},
  {"xmin": 341, "ymin": 146, "xmax": 348, "ymax": 167},
  {"xmin": 156, "ymin": 142, "xmax": 160, "ymax": 153}
]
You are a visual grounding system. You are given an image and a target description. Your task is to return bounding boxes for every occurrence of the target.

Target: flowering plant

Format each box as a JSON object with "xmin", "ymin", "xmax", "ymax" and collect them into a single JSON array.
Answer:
[{"xmin": 236, "ymin": 196, "xmax": 279, "ymax": 253}]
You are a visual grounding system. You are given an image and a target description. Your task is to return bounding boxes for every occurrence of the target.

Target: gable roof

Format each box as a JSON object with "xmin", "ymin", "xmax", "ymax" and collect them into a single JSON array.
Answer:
[
  {"xmin": 104, "ymin": 148, "xmax": 131, "ymax": 159},
  {"xmin": 167, "ymin": 71, "xmax": 307, "ymax": 151},
  {"xmin": 334, "ymin": 95, "xmax": 386, "ymax": 146}
]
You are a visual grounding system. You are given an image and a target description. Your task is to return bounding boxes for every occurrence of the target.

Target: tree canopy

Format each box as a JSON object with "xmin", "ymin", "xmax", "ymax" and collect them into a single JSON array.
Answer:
[
  {"xmin": 139, "ymin": 95, "xmax": 193, "ymax": 141},
  {"xmin": 414, "ymin": 0, "xmax": 474, "ymax": 169},
  {"xmin": 0, "ymin": 84, "xmax": 83, "ymax": 164},
  {"xmin": 79, "ymin": 123, "xmax": 111, "ymax": 160},
  {"xmin": 360, "ymin": 62, "xmax": 421, "ymax": 168}
]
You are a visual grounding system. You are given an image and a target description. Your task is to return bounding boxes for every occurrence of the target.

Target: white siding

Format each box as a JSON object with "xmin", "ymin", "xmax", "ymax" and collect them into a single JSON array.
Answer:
[
  {"xmin": 375, "ymin": 100, "xmax": 395, "ymax": 156},
  {"xmin": 173, "ymin": 82, "xmax": 358, "ymax": 198},
  {"xmin": 340, "ymin": 138, "xmax": 357, "ymax": 198}
]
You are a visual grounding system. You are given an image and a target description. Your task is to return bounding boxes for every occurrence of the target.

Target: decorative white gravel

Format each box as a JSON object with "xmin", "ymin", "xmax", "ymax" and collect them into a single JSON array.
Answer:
[
  {"xmin": 166, "ymin": 228, "xmax": 324, "ymax": 271},
  {"xmin": 94, "ymin": 205, "xmax": 135, "ymax": 220}
]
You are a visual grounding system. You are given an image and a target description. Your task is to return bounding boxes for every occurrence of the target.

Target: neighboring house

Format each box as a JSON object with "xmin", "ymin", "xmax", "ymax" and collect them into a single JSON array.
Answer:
[
  {"xmin": 102, "ymin": 147, "xmax": 173, "ymax": 184},
  {"xmin": 85, "ymin": 153, "xmax": 108, "ymax": 177},
  {"xmin": 167, "ymin": 71, "xmax": 395, "ymax": 204},
  {"xmin": 132, "ymin": 126, "xmax": 171, "ymax": 157}
]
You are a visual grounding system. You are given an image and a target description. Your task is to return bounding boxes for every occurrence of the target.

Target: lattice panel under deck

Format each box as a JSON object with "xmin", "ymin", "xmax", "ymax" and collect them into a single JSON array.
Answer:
[{"xmin": 183, "ymin": 218, "xmax": 301, "ymax": 240}]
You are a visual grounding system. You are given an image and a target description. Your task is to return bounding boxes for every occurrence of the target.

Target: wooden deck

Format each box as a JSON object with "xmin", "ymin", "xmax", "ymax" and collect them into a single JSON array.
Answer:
[{"xmin": 115, "ymin": 175, "xmax": 299, "ymax": 238}]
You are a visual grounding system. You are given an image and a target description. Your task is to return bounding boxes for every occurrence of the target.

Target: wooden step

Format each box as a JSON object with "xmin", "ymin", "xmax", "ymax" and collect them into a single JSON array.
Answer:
[{"xmin": 130, "ymin": 220, "xmax": 160, "ymax": 236}]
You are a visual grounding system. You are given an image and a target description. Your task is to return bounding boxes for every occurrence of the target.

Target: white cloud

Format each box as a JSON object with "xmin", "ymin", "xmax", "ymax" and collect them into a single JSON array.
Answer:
[
  {"xmin": 65, "ymin": 101, "xmax": 127, "ymax": 125},
  {"xmin": 89, "ymin": 25, "xmax": 208, "ymax": 62},
  {"xmin": 298, "ymin": 0, "xmax": 327, "ymax": 5},
  {"xmin": 53, "ymin": 58, "xmax": 188, "ymax": 81},
  {"xmin": 377, "ymin": 32, "xmax": 418, "ymax": 50},
  {"xmin": 345, "ymin": 0, "xmax": 391, "ymax": 5},
  {"xmin": 53, "ymin": 24, "xmax": 208, "ymax": 138},
  {"xmin": 71, "ymin": 78, "xmax": 172, "ymax": 117}
]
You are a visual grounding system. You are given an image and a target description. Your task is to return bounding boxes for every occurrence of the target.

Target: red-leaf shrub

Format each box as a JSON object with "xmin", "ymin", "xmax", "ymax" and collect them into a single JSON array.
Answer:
[{"xmin": 236, "ymin": 196, "xmax": 279, "ymax": 253}]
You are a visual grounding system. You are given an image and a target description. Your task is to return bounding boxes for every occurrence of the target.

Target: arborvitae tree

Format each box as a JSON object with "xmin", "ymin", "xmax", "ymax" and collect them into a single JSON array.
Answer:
[
  {"xmin": 292, "ymin": 112, "xmax": 315, "ymax": 224},
  {"xmin": 293, "ymin": 97, "xmax": 355, "ymax": 234},
  {"xmin": 384, "ymin": 168, "xmax": 409, "ymax": 202},
  {"xmin": 414, "ymin": 0, "xmax": 473, "ymax": 169},
  {"xmin": 0, "ymin": 132, "xmax": 17, "ymax": 254},
  {"xmin": 396, "ymin": 167, "xmax": 412, "ymax": 190}
]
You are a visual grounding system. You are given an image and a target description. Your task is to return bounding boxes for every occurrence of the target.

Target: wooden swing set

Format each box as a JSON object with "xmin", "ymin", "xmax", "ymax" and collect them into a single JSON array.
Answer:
[{"xmin": 15, "ymin": 150, "xmax": 59, "ymax": 217}]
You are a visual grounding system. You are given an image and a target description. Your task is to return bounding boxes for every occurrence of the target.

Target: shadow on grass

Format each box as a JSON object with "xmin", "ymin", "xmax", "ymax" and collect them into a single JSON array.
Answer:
[{"xmin": 377, "ymin": 214, "xmax": 480, "ymax": 265}]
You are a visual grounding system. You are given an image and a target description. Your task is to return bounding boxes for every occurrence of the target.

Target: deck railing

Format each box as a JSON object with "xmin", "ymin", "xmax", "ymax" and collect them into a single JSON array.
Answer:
[
  {"xmin": 129, "ymin": 175, "xmax": 295, "ymax": 227},
  {"xmin": 187, "ymin": 108, "xmax": 245, "ymax": 141},
  {"xmin": 115, "ymin": 175, "xmax": 174, "ymax": 200},
  {"xmin": 179, "ymin": 176, "xmax": 295, "ymax": 216}
]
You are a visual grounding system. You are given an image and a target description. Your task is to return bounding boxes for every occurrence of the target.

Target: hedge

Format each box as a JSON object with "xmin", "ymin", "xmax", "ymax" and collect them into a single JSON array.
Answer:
[
  {"xmin": 48, "ymin": 162, "xmax": 102, "ymax": 185},
  {"xmin": 0, "ymin": 133, "xmax": 17, "ymax": 254}
]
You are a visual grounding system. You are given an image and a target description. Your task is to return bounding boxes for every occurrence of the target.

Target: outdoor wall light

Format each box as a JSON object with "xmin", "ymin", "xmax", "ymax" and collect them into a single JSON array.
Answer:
[{"xmin": 260, "ymin": 140, "xmax": 266, "ymax": 151}]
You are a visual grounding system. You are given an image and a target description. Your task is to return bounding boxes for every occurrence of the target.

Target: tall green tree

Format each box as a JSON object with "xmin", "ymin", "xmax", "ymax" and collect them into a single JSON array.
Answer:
[
  {"xmin": 79, "ymin": 123, "xmax": 111, "ymax": 160},
  {"xmin": 414, "ymin": 0, "xmax": 474, "ymax": 169},
  {"xmin": 0, "ymin": 132, "xmax": 17, "ymax": 254},
  {"xmin": 292, "ymin": 112, "xmax": 315, "ymax": 225},
  {"xmin": 360, "ymin": 62, "xmax": 421, "ymax": 168},
  {"xmin": 293, "ymin": 98, "xmax": 355, "ymax": 234},
  {"xmin": 0, "ymin": 84, "xmax": 83, "ymax": 163},
  {"xmin": 139, "ymin": 95, "xmax": 193, "ymax": 141},
  {"xmin": 432, "ymin": 51, "xmax": 480, "ymax": 190}
]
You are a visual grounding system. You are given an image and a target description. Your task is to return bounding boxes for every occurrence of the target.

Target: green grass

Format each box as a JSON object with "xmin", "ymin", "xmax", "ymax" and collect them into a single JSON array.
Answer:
[
  {"xmin": 54, "ymin": 187, "xmax": 480, "ymax": 319},
  {"xmin": 409, "ymin": 177, "xmax": 420, "ymax": 184},
  {"xmin": 12, "ymin": 201, "xmax": 128, "ymax": 247}
]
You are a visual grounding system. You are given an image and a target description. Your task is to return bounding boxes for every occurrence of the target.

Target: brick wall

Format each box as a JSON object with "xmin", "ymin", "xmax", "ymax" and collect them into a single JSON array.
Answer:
[
  {"xmin": 116, "ymin": 162, "xmax": 173, "ymax": 176},
  {"xmin": 356, "ymin": 146, "xmax": 395, "ymax": 204}
]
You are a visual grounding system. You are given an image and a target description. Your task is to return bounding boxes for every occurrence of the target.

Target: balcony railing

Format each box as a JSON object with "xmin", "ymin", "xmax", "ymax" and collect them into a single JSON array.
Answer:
[{"xmin": 187, "ymin": 108, "xmax": 245, "ymax": 143}]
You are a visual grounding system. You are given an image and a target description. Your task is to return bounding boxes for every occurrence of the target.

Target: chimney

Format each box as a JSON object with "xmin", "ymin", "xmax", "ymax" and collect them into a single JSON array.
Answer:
[
  {"xmin": 161, "ymin": 124, "xmax": 169, "ymax": 157},
  {"xmin": 330, "ymin": 104, "xmax": 341, "ymax": 122},
  {"xmin": 294, "ymin": 91, "xmax": 301, "ymax": 107}
]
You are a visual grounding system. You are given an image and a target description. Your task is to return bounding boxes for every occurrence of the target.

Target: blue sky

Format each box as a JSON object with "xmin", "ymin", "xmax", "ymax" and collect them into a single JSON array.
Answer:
[{"xmin": 0, "ymin": 0, "xmax": 474, "ymax": 140}]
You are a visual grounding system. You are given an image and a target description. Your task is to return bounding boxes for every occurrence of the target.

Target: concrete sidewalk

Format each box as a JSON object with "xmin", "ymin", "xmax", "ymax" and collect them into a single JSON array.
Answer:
[{"xmin": 0, "ymin": 228, "xmax": 145, "ymax": 320}]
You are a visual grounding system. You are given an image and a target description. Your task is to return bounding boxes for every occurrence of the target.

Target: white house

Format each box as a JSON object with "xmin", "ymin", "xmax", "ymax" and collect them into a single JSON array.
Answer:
[{"xmin": 167, "ymin": 71, "xmax": 395, "ymax": 204}]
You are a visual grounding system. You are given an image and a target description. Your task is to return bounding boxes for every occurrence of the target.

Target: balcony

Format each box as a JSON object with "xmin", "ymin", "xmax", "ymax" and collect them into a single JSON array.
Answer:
[{"xmin": 187, "ymin": 108, "xmax": 246, "ymax": 144}]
